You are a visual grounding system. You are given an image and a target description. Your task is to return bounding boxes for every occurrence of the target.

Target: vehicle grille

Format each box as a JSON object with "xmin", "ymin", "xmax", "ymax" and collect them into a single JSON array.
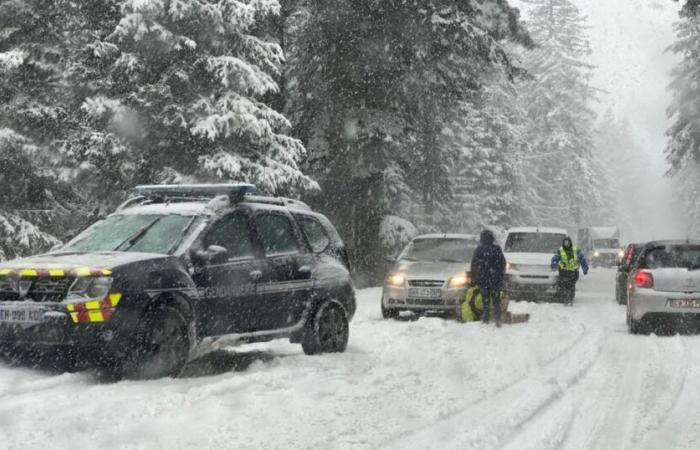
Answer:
[
  {"xmin": 406, "ymin": 298, "xmax": 445, "ymax": 306},
  {"xmin": 0, "ymin": 277, "xmax": 72, "ymax": 302},
  {"xmin": 408, "ymin": 280, "xmax": 444, "ymax": 287},
  {"xmin": 518, "ymin": 265, "xmax": 551, "ymax": 273}
]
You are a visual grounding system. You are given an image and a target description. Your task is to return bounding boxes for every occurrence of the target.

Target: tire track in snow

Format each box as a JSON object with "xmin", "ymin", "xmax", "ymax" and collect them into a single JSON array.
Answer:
[
  {"xmin": 378, "ymin": 320, "xmax": 589, "ymax": 448},
  {"xmin": 383, "ymin": 322, "xmax": 605, "ymax": 449}
]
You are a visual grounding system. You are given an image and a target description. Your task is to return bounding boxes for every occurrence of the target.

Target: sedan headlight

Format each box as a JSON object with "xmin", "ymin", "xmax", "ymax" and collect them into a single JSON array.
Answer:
[
  {"xmin": 594, "ymin": 251, "xmax": 600, "ymax": 257},
  {"xmin": 448, "ymin": 272, "xmax": 470, "ymax": 289},
  {"xmin": 386, "ymin": 273, "xmax": 406, "ymax": 287},
  {"xmin": 66, "ymin": 277, "xmax": 113, "ymax": 302}
]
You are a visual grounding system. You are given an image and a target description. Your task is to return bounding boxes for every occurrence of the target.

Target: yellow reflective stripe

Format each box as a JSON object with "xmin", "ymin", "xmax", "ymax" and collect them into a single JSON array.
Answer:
[
  {"xmin": 101, "ymin": 269, "xmax": 112, "ymax": 276},
  {"xmin": 88, "ymin": 310, "xmax": 104, "ymax": 322},
  {"xmin": 48, "ymin": 269, "xmax": 65, "ymax": 277},
  {"xmin": 75, "ymin": 267, "xmax": 91, "ymax": 277},
  {"xmin": 66, "ymin": 304, "xmax": 75, "ymax": 312},
  {"xmin": 109, "ymin": 293, "xmax": 122, "ymax": 307},
  {"xmin": 20, "ymin": 269, "xmax": 38, "ymax": 277},
  {"xmin": 0, "ymin": 269, "xmax": 12, "ymax": 276},
  {"xmin": 84, "ymin": 300, "xmax": 101, "ymax": 310},
  {"xmin": 69, "ymin": 312, "xmax": 79, "ymax": 324}
]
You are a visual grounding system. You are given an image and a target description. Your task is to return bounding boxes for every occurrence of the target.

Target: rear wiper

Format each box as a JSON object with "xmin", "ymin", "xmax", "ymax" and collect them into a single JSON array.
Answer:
[{"xmin": 115, "ymin": 218, "xmax": 161, "ymax": 251}]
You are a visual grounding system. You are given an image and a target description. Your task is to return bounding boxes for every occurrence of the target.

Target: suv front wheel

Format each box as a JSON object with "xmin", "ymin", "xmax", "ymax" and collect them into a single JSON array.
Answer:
[
  {"xmin": 302, "ymin": 300, "xmax": 349, "ymax": 355},
  {"xmin": 123, "ymin": 304, "xmax": 192, "ymax": 378}
]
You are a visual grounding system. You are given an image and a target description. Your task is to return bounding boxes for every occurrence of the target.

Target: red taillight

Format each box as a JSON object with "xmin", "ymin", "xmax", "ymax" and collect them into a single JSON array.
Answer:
[{"xmin": 634, "ymin": 271, "xmax": 654, "ymax": 289}]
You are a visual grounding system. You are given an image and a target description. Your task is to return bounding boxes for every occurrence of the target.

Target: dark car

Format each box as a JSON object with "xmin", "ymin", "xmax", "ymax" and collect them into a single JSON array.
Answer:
[
  {"xmin": 615, "ymin": 242, "xmax": 644, "ymax": 305},
  {"xmin": 0, "ymin": 184, "xmax": 355, "ymax": 378}
]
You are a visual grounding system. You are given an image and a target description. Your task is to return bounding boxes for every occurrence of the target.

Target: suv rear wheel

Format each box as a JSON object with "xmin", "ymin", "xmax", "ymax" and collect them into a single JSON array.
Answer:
[
  {"xmin": 124, "ymin": 305, "xmax": 191, "ymax": 378},
  {"xmin": 302, "ymin": 300, "xmax": 349, "ymax": 355}
]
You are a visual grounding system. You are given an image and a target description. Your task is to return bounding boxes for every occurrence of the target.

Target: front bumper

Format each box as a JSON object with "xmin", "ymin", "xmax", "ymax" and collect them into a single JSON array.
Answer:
[
  {"xmin": 382, "ymin": 285, "xmax": 466, "ymax": 312},
  {"xmin": 629, "ymin": 288, "xmax": 700, "ymax": 321},
  {"xmin": 0, "ymin": 302, "xmax": 133, "ymax": 357},
  {"xmin": 505, "ymin": 272, "xmax": 558, "ymax": 299}
]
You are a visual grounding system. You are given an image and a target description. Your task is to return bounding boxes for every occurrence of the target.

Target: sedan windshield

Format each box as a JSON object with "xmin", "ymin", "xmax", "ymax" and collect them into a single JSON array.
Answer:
[
  {"xmin": 505, "ymin": 232, "xmax": 565, "ymax": 254},
  {"xmin": 399, "ymin": 238, "xmax": 476, "ymax": 263},
  {"xmin": 62, "ymin": 214, "xmax": 199, "ymax": 254},
  {"xmin": 642, "ymin": 246, "xmax": 700, "ymax": 270}
]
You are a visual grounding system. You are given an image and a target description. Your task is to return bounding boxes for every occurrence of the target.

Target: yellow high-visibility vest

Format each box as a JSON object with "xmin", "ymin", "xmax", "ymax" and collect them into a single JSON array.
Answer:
[{"xmin": 559, "ymin": 247, "xmax": 580, "ymax": 272}]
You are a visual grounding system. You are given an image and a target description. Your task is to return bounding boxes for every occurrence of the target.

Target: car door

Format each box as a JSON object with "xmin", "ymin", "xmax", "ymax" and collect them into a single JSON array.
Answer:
[
  {"xmin": 193, "ymin": 210, "xmax": 263, "ymax": 335},
  {"xmin": 252, "ymin": 211, "xmax": 312, "ymax": 330}
]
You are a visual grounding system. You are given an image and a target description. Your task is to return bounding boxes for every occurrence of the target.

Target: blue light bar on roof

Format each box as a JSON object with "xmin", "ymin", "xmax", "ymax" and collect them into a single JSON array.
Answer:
[{"xmin": 133, "ymin": 183, "xmax": 257, "ymax": 198}]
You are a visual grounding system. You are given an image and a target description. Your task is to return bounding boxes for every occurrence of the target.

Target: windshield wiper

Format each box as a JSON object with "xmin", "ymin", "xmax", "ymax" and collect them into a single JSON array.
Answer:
[
  {"xmin": 400, "ymin": 257, "xmax": 418, "ymax": 261},
  {"xmin": 439, "ymin": 258, "xmax": 463, "ymax": 263},
  {"xmin": 115, "ymin": 217, "xmax": 162, "ymax": 251},
  {"xmin": 166, "ymin": 216, "xmax": 197, "ymax": 254}
]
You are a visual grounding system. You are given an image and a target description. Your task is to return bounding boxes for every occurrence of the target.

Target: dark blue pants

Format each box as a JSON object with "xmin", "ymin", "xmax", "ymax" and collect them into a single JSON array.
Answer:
[{"xmin": 480, "ymin": 288, "xmax": 501, "ymax": 324}]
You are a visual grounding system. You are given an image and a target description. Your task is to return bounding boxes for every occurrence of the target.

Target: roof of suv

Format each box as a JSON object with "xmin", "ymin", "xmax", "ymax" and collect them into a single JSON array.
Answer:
[
  {"xmin": 642, "ymin": 240, "xmax": 700, "ymax": 247},
  {"xmin": 414, "ymin": 233, "xmax": 477, "ymax": 240},
  {"xmin": 506, "ymin": 227, "xmax": 568, "ymax": 235}
]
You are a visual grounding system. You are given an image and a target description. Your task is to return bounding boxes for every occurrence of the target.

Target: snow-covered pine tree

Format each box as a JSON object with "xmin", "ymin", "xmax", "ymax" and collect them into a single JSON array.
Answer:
[
  {"xmin": 447, "ymin": 70, "xmax": 532, "ymax": 232},
  {"xmin": 285, "ymin": 0, "xmax": 531, "ymax": 281},
  {"xmin": 67, "ymin": 0, "xmax": 316, "ymax": 202},
  {"xmin": 517, "ymin": 0, "xmax": 604, "ymax": 229},
  {"xmin": 0, "ymin": 0, "xmax": 86, "ymax": 257},
  {"xmin": 666, "ymin": 3, "xmax": 700, "ymax": 236}
]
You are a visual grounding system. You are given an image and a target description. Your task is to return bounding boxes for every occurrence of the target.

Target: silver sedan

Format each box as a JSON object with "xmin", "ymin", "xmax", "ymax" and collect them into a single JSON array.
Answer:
[
  {"xmin": 381, "ymin": 234, "xmax": 476, "ymax": 319},
  {"xmin": 627, "ymin": 240, "xmax": 700, "ymax": 334}
]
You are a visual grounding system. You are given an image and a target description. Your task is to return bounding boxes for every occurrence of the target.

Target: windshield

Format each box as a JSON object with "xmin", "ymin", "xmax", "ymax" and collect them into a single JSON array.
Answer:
[
  {"xmin": 505, "ymin": 232, "xmax": 566, "ymax": 254},
  {"xmin": 399, "ymin": 238, "xmax": 476, "ymax": 263},
  {"xmin": 62, "ymin": 214, "xmax": 199, "ymax": 254},
  {"xmin": 593, "ymin": 239, "xmax": 619, "ymax": 249},
  {"xmin": 641, "ymin": 246, "xmax": 700, "ymax": 270}
]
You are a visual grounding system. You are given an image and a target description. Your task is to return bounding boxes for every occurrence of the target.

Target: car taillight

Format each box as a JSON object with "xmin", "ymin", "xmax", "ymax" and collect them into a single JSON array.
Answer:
[{"xmin": 634, "ymin": 271, "xmax": 653, "ymax": 289}]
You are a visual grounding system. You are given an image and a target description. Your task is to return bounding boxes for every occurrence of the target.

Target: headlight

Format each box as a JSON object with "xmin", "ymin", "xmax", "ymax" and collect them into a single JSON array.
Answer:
[
  {"xmin": 387, "ymin": 273, "xmax": 405, "ymax": 287},
  {"xmin": 448, "ymin": 272, "xmax": 470, "ymax": 288},
  {"xmin": 618, "ymin": 250, "xmax": 625, "ymax": 258},
  {"xmin": 66, "ymin": 277, "xmax": 113, "ymax": 301},
  {"xmin": 594, "ymin": 251, "xmax": 600, "ymax": 257},
  {"xmin": 507, "ymin": 262, "xmax": 517, "ymax": 272}
]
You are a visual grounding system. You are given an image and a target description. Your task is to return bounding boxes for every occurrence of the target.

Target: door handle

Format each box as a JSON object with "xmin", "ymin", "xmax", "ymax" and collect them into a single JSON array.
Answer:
[
  {"xmin": 249, "ymin": 270, "xmax": 262, "ymax": 281},
  {"xmin": 298, "ymin": 265, "xmax": 311, "ymax": 274}
]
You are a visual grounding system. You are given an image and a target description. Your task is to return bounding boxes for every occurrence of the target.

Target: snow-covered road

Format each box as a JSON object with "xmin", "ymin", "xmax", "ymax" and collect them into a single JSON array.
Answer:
[{"xmin": 2, "ymin": 269, "xmax": 700, "ymax": 449}]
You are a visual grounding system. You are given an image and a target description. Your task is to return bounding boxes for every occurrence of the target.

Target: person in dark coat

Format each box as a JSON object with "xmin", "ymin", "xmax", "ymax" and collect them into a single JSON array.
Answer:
[{"xmin": 470, "ymin": 230, "xmax": 507, "ymax": 326}]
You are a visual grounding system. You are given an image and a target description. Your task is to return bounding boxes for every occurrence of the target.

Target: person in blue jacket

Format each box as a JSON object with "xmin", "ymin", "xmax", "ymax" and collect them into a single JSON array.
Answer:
[
  {"xmin": 550, "ymin": 237, "xmax": 589, "ymax": 305},
  {"xmin": 470, "ymin": 230, "xmax": 506, "ymax": 326}
]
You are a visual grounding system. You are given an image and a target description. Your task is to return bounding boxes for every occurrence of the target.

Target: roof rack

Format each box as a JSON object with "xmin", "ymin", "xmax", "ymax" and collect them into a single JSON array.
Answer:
[
  {"xmin": 118, "ymin": 183, "xmax": 311, "ymax": 212},
  {"xmin": 133, "ymin": 183, "xmax": 256, "ymax": 199}
]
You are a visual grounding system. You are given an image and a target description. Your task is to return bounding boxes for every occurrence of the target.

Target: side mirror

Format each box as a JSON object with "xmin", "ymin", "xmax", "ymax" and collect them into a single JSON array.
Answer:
[
  {"xmin": 192, "ymin": 245, "xmax": 229, "ymax": 265},
  {"xmin": 311, "ymin": 235, "xmax": 332, "ymax": 255}
]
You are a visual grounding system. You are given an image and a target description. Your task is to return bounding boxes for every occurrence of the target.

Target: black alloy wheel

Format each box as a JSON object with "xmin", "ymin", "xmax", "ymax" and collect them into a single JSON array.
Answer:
[
  {"xmin": 302, "ymin": 301, "xmax": 349, "ymax": 355},
  {"xmin": 127, "ymin": 305, "xmax": 191, "ymax": 379}
]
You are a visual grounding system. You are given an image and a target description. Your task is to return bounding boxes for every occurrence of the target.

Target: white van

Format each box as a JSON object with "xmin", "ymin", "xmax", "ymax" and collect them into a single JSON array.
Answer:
[{"xmin": 503, "ymin": 227, "xmax": 568, "ymax": 301}]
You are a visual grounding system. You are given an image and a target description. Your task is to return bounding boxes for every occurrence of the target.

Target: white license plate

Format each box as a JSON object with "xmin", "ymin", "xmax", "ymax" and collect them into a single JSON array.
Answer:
[
  {"xmin": 670, "ymin": 299, "xmax": 700, "ymax": 308},
  {"xmin": 0, "ymin": 305, "xmax": 47, "ymax": 324},
  {"xmin": 409, "ymin": 288, "xmax": 441, "ymax": 298}
]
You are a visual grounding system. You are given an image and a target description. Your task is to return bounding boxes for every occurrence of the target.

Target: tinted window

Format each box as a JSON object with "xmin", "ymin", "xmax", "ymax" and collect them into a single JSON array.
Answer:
[
  {"xmin": 505, "ymin": 232, "xmax": 565, "ymax": 253},
  {"xmin": 297, "ymin": 216, "xmax": 331, "ymax": 252},
  {"xmin": 256, "ymin": 214, "xmax": 299, "ymax": 255},
  {"xmin": 640, "ymin": 245, "xmax": 700, "ymax": 270},
  {"xmin": 399, "ymin": 238, "xmax": 477, "ymax": 263},
  {"xmin": 204, "ymin": 213, "xmax": 255, "ymax": 259}
]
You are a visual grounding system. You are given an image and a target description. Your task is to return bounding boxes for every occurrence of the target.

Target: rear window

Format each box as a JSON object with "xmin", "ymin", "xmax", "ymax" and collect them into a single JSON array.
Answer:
[
  {"xmin": 640, "ymin": 245, "xmax": 700, "ymax": 270},
  {"xmin": 593, "ymin": 239, "xmax": 619, "ymax": 248},
  {"xmin": 505, "ymin": 232, "xmax": 565, "ymax": 253}
]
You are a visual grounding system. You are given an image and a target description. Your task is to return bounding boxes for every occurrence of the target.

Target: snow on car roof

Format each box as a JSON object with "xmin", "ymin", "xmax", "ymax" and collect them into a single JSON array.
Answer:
[
  {"xmin": 506, "ymin": 226, "xmax": 568, "ymax": 235},
  {"xmin": 114, "ymin": 202, "xmax": 211, "ymax": 216},
  {"xmin": 413, "ymin": 233, "xmax": 477, "ymax": 240}
]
